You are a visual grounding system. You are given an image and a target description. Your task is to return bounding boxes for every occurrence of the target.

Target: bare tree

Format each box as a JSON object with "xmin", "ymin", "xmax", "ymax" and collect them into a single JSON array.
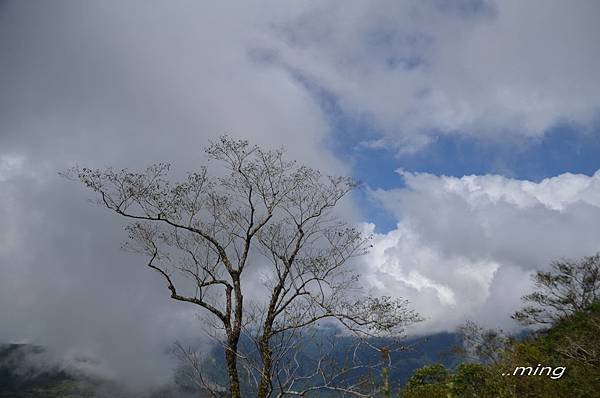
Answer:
[
  {"xmin": 455, "ymin": 321, "xmax": 512, "ymax": 364},
  {"xmin": 67, "ymin": 137, "xmax": 420, "ymax": 397},
  {"xmin": 512, "ymin": 253, "xmax": 600, "ymax": 326},
  {"xmin": 555, "ymin": 307, "xmax": 600, "ymax": 368}
]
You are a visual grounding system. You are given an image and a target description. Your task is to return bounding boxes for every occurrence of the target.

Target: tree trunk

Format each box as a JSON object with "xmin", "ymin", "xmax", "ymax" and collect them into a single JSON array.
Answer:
[
  {"xmin": 257, "ymin": 335, "xmax": 272, "ymax": 398},
  {"xmin": 225, "ymin": 335, "xmax": 242, "ymax": 398}
]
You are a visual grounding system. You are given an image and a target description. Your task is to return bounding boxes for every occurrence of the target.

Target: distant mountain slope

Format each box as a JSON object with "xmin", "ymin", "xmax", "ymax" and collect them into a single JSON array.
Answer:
[
  {"xmin": 1, "ymin": 332, "xmax": 460, "ymax": 397},
  {"xmin": 175, "ymin": 331, "xmax": 461, "ymax": 394},
  {"xmin": 0, "ymin": 344, "xmax": 91, "ymax": 397}
]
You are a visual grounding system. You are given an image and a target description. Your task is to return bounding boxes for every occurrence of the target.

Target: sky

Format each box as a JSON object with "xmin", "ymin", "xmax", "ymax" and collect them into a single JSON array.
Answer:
[{"xmin": 1, "ymin": 0, "xmax": 600, "ymax": 387}]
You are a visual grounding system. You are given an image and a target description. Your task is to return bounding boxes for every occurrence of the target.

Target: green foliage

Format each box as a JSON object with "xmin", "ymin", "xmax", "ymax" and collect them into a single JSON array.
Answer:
[
  {"xmin": 450, "ymin": 363, "xmax": 501, "ymax": 398},
  {"xmin": 401, "ymin": 364, "xmax": 451, "ymax": 398},
  {"xmin": 0, "ymin": 379, "xmax": 96, "ymax": 398},
  {"xmin": 400, "ymin": 363, "xmax": 509, "ymax": 398},
  {"xmin": 497, "ymin": 302, "xmax": 600, "ymax": 398},
  {"xmin": 402, "ymin": 302, "xmax": 600, "ymax": 398}
]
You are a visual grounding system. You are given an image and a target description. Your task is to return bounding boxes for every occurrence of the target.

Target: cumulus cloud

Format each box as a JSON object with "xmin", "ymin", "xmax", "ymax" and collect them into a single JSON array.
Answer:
[
  {"xmin": 261, "ymin": 0, "xmax": 600, "ymax": 151},
  {"xmin": 362, "ymin": 169, "xmax": 600, "ymax": 332},
  {"xmin": 0, "ymin": 0, "xmax": 345, "ymax": 386}
]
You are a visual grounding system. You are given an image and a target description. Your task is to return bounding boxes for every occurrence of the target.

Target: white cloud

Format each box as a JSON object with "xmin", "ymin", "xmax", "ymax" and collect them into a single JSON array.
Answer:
[
  {"xmin": 261, "ymin": 0, "xmax": 600, "ymax": 151},
  {"xmin": 0, "ymin": 1, "xmax": 344, "ymax": 172},
  {"xmin": 363, "ymin": 169, "xmax": 600, "ymax": 332},
  {"xmin": 0, "ymin": 0, "xmax": 347, "ymax": 386}
]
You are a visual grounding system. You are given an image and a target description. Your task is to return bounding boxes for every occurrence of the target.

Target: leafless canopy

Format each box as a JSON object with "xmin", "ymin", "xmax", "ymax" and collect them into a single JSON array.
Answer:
[
  {"xmin": 512, "ymin": 253, "xmax": 600, "ymax": 326},
  {"xmin": 67, "ymin": 136, "xmax": 420, "ymax": 397},
  {"xmin": 554, "ymin": 308, "xmax": 600, "ymax": 368},
  {"xmin": 456, "ymin": 321, "xmax": 512, "ymax": 364}
]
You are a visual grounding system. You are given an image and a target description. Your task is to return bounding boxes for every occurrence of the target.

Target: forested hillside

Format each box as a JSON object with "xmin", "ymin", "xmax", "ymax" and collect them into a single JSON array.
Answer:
[
  {"xmin": 1, "ymin": 332, "xmax": 458, "ymax": 397},
  {"xmin": 400, "ymin": 302, "xmax": 600, "ymax": 398}
]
